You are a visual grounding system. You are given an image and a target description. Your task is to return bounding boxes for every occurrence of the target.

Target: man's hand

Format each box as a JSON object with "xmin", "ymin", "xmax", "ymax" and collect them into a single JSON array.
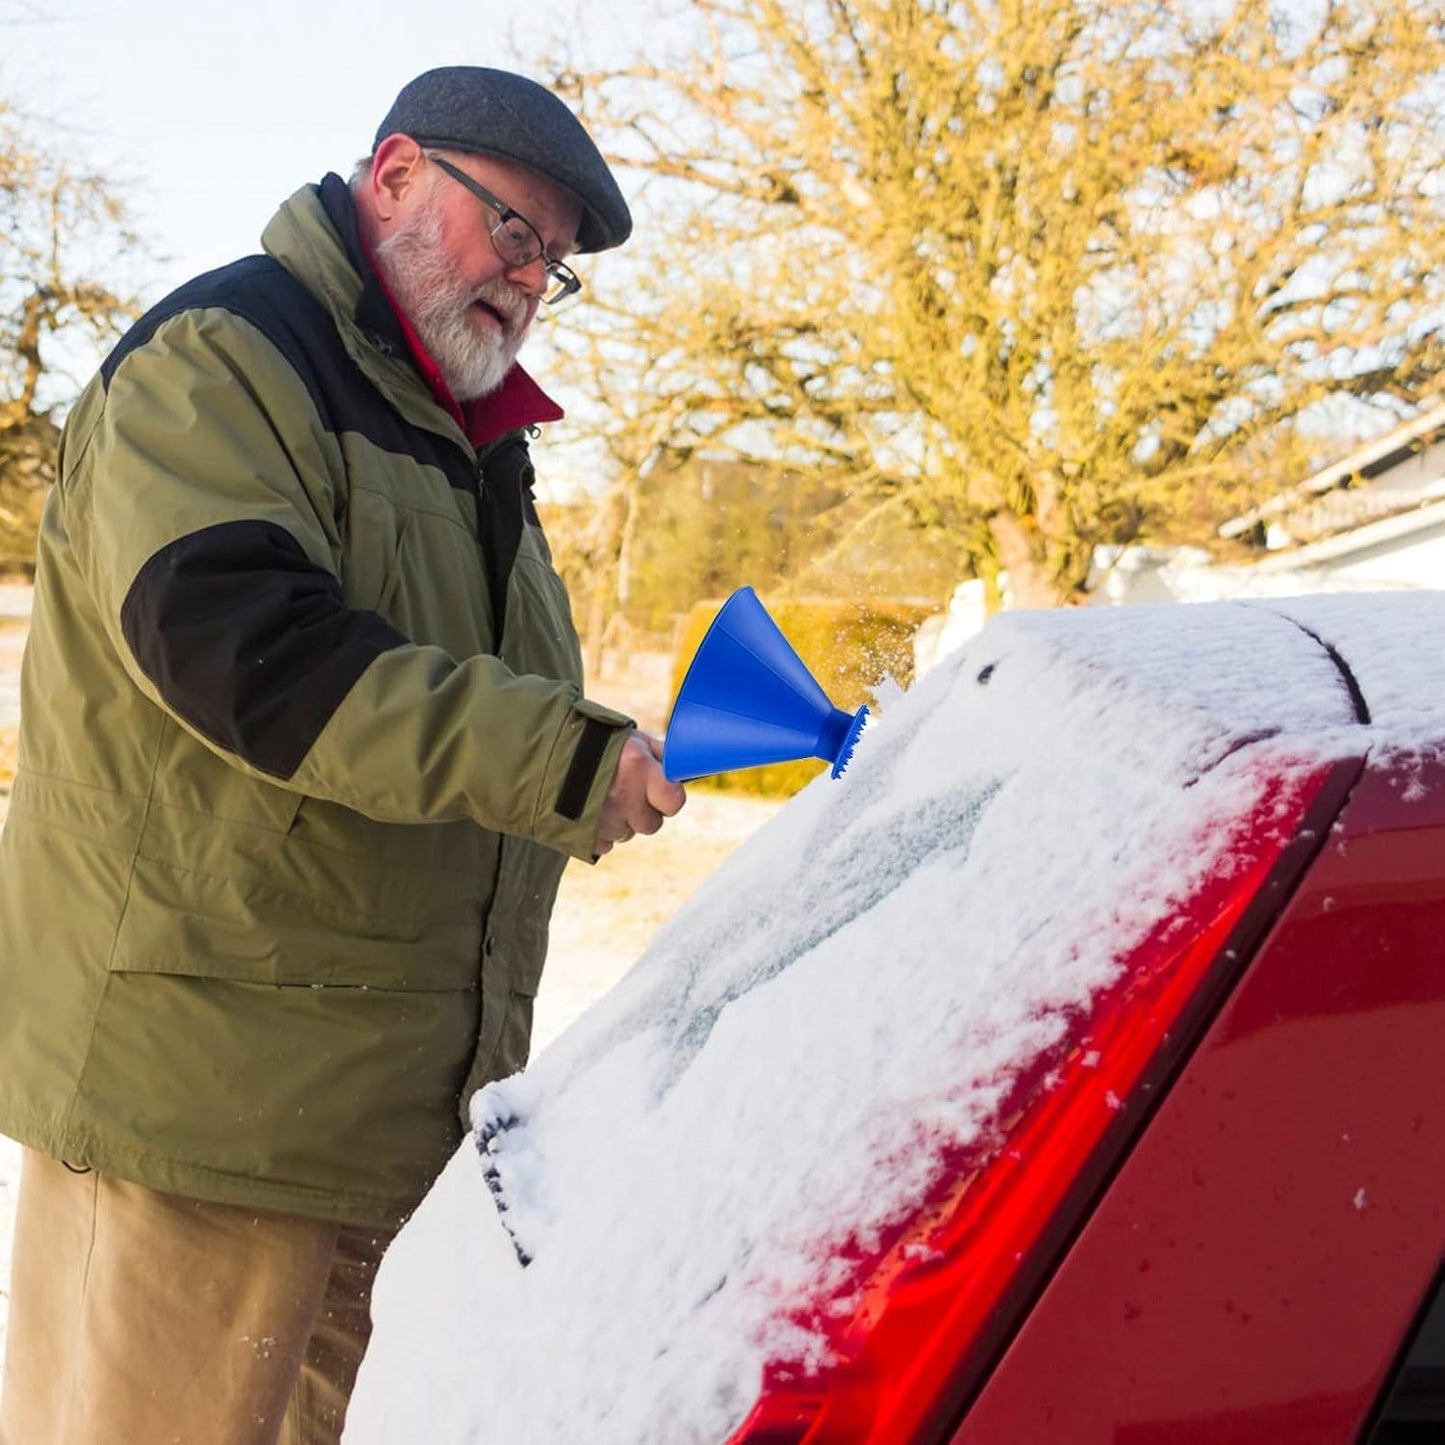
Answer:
[{"xmin": 593, "ymin": 730, "xmax": 686, "ymax": 856}]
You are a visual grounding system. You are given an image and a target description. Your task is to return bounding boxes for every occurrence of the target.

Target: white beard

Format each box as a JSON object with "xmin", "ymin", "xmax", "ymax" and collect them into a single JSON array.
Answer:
[{"xmin": 372, "ymin": 200, "xmax": 531, "ymax": 401}]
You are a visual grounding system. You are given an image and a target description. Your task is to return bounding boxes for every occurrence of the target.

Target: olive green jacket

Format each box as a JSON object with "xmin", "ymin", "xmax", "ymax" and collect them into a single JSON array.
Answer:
[{"xmin": 0, "ymin": 177, "xmax": 632, "ymax": 1227}]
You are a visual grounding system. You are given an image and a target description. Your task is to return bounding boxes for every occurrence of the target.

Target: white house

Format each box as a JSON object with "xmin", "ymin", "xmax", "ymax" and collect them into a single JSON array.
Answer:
[
  {"xmin": 917, "ymin": 399, "xmax": 1445, "ymax": 675},
  {"xmin": 1217, "ymin": 397, "xmax": 1445, "ymax": 591}
]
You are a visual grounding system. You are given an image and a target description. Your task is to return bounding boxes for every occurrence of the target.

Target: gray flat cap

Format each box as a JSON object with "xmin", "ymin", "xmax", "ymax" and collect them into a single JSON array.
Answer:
[{"xmin": 374, "ymin": 66, "xmax": 632, "ymax": 253}]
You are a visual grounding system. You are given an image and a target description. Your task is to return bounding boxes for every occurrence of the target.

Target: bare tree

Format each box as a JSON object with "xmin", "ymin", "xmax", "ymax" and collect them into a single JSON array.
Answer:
[
  {"xmin": 535, "ymin": 0, "xmax": 1445, "ymax": 606},
  {"xmin": 0, "ymin": 97, "xmax": 140, "ymax": 570}
]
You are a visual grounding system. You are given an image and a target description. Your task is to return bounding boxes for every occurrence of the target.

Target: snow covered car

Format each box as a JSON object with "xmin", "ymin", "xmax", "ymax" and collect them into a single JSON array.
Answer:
[{"xmin": 347, "ymin": 592, "xmax": 1445, "ymax": 1445}]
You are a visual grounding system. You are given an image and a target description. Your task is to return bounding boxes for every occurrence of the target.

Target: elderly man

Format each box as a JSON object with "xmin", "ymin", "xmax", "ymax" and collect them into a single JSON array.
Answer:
[{"xmin": 0, "ymin": 67, "xmax": 684, "ymax": 1444}]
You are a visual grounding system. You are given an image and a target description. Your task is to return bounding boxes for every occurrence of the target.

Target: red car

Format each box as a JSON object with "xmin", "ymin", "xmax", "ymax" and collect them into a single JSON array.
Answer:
[{"xmin": 355, "ymin": 592, "xmax": 1445, "ymax": 1445}]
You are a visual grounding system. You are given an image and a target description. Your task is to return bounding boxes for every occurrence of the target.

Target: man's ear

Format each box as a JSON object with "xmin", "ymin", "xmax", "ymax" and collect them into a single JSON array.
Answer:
[{"xmin": 369, "ymin": 134, "xmax": 426, "ymax": 222}]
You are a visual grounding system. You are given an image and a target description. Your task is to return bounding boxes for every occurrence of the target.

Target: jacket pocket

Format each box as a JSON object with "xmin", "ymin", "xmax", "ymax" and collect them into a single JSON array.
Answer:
[{"xmin": 108, "ymin": 818, "xmax": 483, "ymax": 993}]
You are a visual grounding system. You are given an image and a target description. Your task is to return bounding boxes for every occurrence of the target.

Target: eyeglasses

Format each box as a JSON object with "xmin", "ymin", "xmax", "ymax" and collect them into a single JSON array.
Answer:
[{"xmin": 428, "ymin": 155, "xmax": 583, "ymax": 306}]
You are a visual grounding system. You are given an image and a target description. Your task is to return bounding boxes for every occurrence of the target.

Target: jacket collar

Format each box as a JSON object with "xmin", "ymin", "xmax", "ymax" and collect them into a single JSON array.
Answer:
[{"xmin": 314, "ymin": 174, "xmax": 410, "ymax": 357}]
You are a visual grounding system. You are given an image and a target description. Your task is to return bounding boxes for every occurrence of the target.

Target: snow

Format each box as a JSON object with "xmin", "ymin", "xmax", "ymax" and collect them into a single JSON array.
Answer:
[
  {"xmin": 0, "ymin": 587, "xmax": 30, "ymax": 622},
  {"xmin": 0, "ymin": 1134, "xmax": 16, "ymax": 1365},
  {"xmin": 1264, "ymin": 592, "xmax": 1445, "ymax": 745},
  {"xmin": 0, "ymin": 606, "xmax": 24, "ymax": 1364},
  {"xmin": 345, "ymin": 592, "xmax": 1445, "ymax": 1444},
  {"xmin": 0, "ymin": 620, "xmax": 23, "ymax": 736}
]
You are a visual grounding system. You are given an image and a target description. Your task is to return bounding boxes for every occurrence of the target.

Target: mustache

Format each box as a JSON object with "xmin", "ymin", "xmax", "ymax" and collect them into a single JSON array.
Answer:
[{"xmin": 471, "ymin": 278, "xmax": 529, "ymax": 331}]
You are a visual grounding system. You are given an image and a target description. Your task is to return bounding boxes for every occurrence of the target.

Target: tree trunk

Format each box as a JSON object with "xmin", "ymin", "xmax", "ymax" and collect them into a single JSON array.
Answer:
[{"xmin": 987, "ymin": 511, "xmax": 1067, "ymax": 610}]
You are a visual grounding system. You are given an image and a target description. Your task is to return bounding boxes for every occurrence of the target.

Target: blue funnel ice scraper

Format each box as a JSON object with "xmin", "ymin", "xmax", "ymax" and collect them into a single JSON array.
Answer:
[{"xmin": 661, "ymin": 587, "xmax": 869, "ymax": 784}]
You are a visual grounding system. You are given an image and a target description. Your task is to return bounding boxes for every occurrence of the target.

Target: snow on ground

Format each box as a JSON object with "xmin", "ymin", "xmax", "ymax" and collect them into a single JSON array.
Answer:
[
  {"xmin": 0, "ymin": 623, "xmax": 23, "ymax": 736},
  {"xmin": 346, "ymin": 592, "xmax": 1445, "ymax": 1444},
  {"xmin": 0, "ymin": 603, "xmax": 23, "ymax": 1367},
  {"xmin": 0, "ymin": 1134, "xmax": 16, "ymax": 1366}
]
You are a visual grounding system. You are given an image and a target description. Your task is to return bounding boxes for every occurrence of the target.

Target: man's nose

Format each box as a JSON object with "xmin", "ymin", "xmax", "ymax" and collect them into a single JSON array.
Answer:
[{"xmin": 505, "ymin": 255, "xmax": 550, "ymax": 296}]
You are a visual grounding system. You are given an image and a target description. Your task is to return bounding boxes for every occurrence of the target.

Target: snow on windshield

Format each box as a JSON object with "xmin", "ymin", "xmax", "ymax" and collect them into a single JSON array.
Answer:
[{"xmin": 346, "ymin": 592, "xmax": 1443, "ymax": 1445}]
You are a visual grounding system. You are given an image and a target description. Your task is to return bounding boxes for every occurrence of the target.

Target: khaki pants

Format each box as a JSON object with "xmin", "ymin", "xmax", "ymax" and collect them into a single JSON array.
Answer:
[{"xmin": 0, "ymin": 1149, "xmax": 393, "ymax": 1445}]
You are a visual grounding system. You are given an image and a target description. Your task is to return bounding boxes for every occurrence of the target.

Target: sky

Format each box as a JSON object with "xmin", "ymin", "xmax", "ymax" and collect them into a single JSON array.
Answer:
[
  {"xmin": 340, "ymin": 589, "xmax": 1445, "ymax": 1443},
  {"xmin": 2, "ymin": 0, "xmax": 668, "ymax": 488},
  {"xmin": 3, "ymin": 0, "xmax": 653, "ymax": 302}
]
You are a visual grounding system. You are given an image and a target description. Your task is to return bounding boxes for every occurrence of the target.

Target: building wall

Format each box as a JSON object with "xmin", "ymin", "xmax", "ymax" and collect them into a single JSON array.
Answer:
[{"xmin": 1318, "ymin": 525, "xmax": 1445, "ymax": 590}]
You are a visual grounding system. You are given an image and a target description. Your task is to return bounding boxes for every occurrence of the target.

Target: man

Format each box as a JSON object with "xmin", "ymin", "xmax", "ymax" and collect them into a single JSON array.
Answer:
[{"xmin": 0, "ymin": 66, "xmax": 685, "ymax": 1444}]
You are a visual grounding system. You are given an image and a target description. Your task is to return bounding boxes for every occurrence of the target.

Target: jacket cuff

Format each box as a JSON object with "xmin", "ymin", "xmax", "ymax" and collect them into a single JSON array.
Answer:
[{"xmin": 538, "ymin": 697, "xmax": 634, "ymax": 859}]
